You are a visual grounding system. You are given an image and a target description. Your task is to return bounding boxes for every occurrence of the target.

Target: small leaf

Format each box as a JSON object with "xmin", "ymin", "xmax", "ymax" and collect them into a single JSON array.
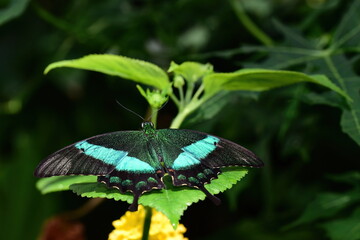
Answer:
[
  {"xmin": 70, "ymin": 167, "xmax": 248, "ymax": 228},
  {"xmin": 168, "ymin": 61, "xmax": 213, "ymax": 83},
  {"xmin": 173, "ymin": 75, "xmax": 185, "ymax": 88},
  {"xmin": 322, "ymin": 208, "xmax": 360, "ymax": 240},
  {"xmin": 203, "ymin": 69, "xmax": 351, "ymax": 102},
  {"xmin": 136, "ymin": 85, "xmax": 170, "ymax": 109},
  {"xmin": 286, "ymin": 191, "xmax": 360, "ymax": 228},
  {"xmin": 36, "ymin": 176, "xmax": 97, "ymax": 194},
  {"xmin": 45, "ymin": 54, "xmax": 169, "ymax": 89}
]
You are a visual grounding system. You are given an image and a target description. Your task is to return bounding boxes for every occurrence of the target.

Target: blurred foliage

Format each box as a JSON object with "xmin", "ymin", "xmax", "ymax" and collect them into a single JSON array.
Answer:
[{"xmin": 1, "ymin": 0, "xmax": 360, "ymax": 240}]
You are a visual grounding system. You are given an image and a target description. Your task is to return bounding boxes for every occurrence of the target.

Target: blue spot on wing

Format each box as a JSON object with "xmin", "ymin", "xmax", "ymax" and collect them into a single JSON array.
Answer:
[
  {"xmin": 172, "ymin": 152, "xmax": 201, "ymax": 169},
  {"xmin": 115, "ymin": 156, "xmax": 155, "ymax": 173},
  {"xmin": 172, "ymin": 135, "xmax": 219, "ymax": 170},
  {"xmin": 75, "ymin": 141, "xmax": 126, "ymax": 166},
  {"xmin": 75, "ymin": 141, "xmax": 155, "ymax": 173}
]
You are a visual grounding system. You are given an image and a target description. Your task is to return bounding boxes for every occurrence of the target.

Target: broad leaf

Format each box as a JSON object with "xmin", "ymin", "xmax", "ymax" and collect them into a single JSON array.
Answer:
[
  {"xmin": 70, "ymin": 182, "xmax": 133, "ymax": 202},
  {"xmin": 286, "ymin": 191, "xmax": 360, "ymax": 228},
  {"xmin": 203, "ymin": 69, "xmax": 350, "ymax": 101},
  {"xmin": 70, "ymin": 167, "xmax": 248, "ymax": 228},
  {"xmin": 36, "ymin": 175, "xmax": 97, "ymax": 194},
  {"xmin": 322, "ymin": 208, "xmax": 360, "ymax": 240},
  {"xmin": 45, "ymin": 54, "xmax": 169, "ymax": 89},
  {"xmin": 311, "ymin": 55, "xmax": 360, "ymax": 145},
  {"xmin": 332, "ymin": 0, "xmax": 360, "ymax": 49},
  {"xmin": 301, "ymin": 91, "xmax": 348, "ymax": 109},
  {"xmin": 222, "ymin": 6, "xmax": 360, "ymax": 146}
]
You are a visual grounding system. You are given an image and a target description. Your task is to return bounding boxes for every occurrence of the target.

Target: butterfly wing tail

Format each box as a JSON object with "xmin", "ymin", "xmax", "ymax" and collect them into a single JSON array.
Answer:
[{"xmin": 198, "ymin": 185, "xmax": 221, "ymax": 205}]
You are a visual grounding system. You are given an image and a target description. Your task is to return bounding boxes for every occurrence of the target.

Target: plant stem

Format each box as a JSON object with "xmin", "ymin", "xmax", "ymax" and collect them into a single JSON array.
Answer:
[
  {"xmin": 141, "ymin": 207, "xmax": 153, "ymax": 240},
  {"xmin": 170, "ymin": 107, "xmax": 190, "ymax": 129},
  {"xmin": 229, "ymin": 0, "xmax": 273, "ymax": 46},
  {"xmin": 184, "ymin": 82, "xmax": 195, "ymax": 104},
  {"xmin": 178, "ymin": 86, "xmax": 185, "ymax": 109},
  {"xmin": 192, "ymin": 83, "xmax": 205, "ymax": 100},
  {"xmin": 170, "ymin": 95, "xmax": 208, "ymax": 129},
  {"xmin": 151, "ymin": 107, "xmax": 158, "ymax": 128}
]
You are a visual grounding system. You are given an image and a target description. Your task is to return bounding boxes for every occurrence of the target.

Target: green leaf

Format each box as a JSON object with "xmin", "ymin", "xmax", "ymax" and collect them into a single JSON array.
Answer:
[
  {"xmin": 0, "ymin": 0, "xmax": 30, "ymax": 25},
  {"xmin": 36, "ymin": 175, "xmax": 97, "ymax": 194},
  {"xmin": 234, "ymin": 13, "xmax": 360, "ymax": 146},
  {"xmin": 213, "ymin": 17, "xmax": 360, "ymax": 145},
  {"xmin": 322, "ymin": 208, "xmax": 360, "ymax": 240},
  {"xmin": 286, "ymin": 191, "xmax": 360, "ymax": 228},
  {"xmin": 331, "ymin": 0, "xmax": 360, "ymax": 49},
  {"xmin": 184, "ymin": 90, "xmax": 259, "ymax": 126},
  {"xmin": 327, "ymin": 171, "xmax": 360, "ymax": 186},
  {"xmin": 168, "ymin": 61, "xmax": 213, "ymax": 83},
  {"xmin": 44, "ymin": 54, "xmax": 169, "ymax": 89},
  {"xmin": 203, "ymin": 69, "xmax": 351, "ymax": 102},
  {"xmin": 319, "ymin": 55, "xmax": 360, "ymax": 146},
  {"xmin": 301, "ymin": 91, "xmax": 348, "ymax": 109},
  {"xmin": 136, "ymin": 85, "xmax": 170, "ymax": 109},
  {"xmin": 70, "ymin": 182, "xmax": 133, "ymax": 202},
  {"xmin": 70, "ymin": 167, "xmax": 248, "ymax": 228}
]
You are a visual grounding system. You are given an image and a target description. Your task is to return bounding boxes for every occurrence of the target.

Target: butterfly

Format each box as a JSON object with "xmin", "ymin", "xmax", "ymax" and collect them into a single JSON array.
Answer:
[{"xmin": 34, "ymin": 122, "xmax": 263, "ymax": 211}]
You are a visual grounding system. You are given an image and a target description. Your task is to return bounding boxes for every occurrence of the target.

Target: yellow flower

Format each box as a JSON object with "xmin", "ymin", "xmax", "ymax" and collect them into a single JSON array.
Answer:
[{"xmin": 108, "ymin": 205, "xmax": 188, "ymax": 240}]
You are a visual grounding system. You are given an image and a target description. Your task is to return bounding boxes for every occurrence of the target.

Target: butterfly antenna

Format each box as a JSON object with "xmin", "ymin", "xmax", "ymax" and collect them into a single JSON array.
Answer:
[
  {"xmin": 116, "ymin": 100, "xmax": 144, "ymax": 121},
  {"xmin": 145, "ymin": 99, "xmax": 169, "ymax": 122}
]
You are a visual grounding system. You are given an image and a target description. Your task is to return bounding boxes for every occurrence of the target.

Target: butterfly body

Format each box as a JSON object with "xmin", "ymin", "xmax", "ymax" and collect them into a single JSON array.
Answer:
[{"xmin": 35, "ymin": 122, "xmax": 263, "ymax": 211}]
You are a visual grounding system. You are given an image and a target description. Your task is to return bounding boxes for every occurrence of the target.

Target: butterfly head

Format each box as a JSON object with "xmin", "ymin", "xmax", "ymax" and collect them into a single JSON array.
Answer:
[{"xmin": 141, "ymin": 122, "xmax": 156, "ymax": 135}]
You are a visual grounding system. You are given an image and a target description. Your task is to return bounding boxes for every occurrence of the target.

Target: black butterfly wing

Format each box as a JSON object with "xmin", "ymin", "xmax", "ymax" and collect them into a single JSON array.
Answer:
[
  {"xmin": 34, "ymin": 131, "xmax": 165, "ymax": 211},
  {"xmin": 35, "ymin": 131, "xmax": 140, "ymax": 177},
  {"xmin": 157, "ymin": 129, "xmax": 263, "ymax": 204}
]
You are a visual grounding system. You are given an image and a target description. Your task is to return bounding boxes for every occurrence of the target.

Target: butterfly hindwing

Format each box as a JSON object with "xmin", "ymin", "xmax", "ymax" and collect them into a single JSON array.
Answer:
[{"xmin": 98, "ymin": 170, "xmax": 165, "ymax": 211}]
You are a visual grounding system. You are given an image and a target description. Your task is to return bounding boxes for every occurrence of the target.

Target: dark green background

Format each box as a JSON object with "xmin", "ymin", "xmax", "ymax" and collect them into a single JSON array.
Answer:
[{"xmin": 1, "ymin": 0, "xmax": 359, "ymax": 239}]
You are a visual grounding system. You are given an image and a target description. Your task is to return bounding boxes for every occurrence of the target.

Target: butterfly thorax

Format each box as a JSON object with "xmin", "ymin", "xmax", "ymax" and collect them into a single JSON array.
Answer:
[{"xmin": 141, "ymin": 122, "xmax": 157, "ymax": 137}]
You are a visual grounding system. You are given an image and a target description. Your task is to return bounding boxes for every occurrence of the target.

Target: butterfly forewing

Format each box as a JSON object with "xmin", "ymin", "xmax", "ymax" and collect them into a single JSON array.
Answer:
[
  {"xmin": 35, "ymin": 131, "xmax": 140, "ymax": 177},
  {"xmin": 157, "ymin": 129, "xmax": 263, "ymax": 169}
]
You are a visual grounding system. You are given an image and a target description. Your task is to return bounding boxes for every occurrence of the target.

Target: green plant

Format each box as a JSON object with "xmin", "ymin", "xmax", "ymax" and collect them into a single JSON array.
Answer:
[
  {"xmin": 2, "ymin": 0, "xmax": 360, "ymax": 239},
  {"xmin": 35, "ymin": 53, "xmax": 350, "ymax": 238}
]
